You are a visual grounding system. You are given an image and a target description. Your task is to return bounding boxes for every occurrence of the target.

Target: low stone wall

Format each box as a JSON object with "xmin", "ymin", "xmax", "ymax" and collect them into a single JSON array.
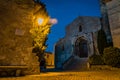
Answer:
[{"xmin": 89, "ymin": 65, "xmax": 120, "ymax": 70}]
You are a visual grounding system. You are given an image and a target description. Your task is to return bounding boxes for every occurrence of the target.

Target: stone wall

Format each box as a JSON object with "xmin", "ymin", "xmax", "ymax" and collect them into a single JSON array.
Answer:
[
  {"xmin": 66, "ymin": 16, "xmax": 101, "ymax": 36},
  {"xmin": 106, "ymin": 0, "xmax": 120, "ymax": 48},
  {"xmin": 65, "ymin": 16, "xmax": 101, "ymax": 55},
  {"xmin": 55, "ymin": 38, "xmax": 66, "ymax": 68},
  {"xmin": 0, "ymin": 0, "xmax": 40, "ymax": 74}
]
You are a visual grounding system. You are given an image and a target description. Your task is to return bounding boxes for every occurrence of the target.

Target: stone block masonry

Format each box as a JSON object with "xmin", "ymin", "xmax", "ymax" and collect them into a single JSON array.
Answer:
[
  {"xmin": 0, "ymin": 0, "xmax": 40, "ymax": 74},
  {"xmin": 107, "ymin": 0, "xmax": 120, "ymax": 48}
]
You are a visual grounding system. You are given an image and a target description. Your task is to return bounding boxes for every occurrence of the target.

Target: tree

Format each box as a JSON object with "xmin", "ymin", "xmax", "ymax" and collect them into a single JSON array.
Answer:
[
  {"xmin": 97, "ymin": 29, "xmax": 107, "ymax": 54},
  {"xmin": 30, "ymin": 2, "xmax": 51, "ymax": 63}
]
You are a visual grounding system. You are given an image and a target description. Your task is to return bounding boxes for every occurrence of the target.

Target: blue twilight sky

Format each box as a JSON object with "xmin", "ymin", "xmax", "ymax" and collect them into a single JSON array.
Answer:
[{"xmin": 41, "ymin": 0, "xmax": 101, "ymax": 52}]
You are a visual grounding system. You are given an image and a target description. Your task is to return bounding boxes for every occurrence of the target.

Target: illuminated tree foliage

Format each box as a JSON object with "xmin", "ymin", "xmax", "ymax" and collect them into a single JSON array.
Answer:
[{"xmin": 30, "ymin": 3, "xmax": 51, "ymax": 61}]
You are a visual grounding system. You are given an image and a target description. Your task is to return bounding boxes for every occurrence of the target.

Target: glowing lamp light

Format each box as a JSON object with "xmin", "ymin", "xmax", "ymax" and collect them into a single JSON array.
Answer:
[{"xmin": 38, "ymin": 18, "xmax": 43, "ymax": 25}]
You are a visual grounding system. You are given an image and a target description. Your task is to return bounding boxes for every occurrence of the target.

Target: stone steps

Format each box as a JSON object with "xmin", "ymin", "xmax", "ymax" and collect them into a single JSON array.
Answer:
[{"xmin": 64, "ymin": 56, "xmax": 88, "ymax": 71}]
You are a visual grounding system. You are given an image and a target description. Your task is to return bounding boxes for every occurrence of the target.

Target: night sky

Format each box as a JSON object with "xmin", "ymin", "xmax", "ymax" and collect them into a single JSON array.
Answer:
[{"xmin": 41, "ymin": 0, "xmax": 101, "ymax": 52}]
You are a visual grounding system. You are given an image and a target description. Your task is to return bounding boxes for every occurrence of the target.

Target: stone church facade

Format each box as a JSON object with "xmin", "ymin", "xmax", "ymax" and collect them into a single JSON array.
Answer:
[
  {"xmin": 54, "ymin": 0, "xmax": 115, "ymax": 69},
  {"xmin": 55, "ymin": 16, "xmax": 101, "ymax": 69}
]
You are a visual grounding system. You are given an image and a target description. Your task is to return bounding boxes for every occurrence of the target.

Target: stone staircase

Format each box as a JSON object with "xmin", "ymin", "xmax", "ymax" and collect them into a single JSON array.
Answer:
[{"xmin": 64, "ymin": 56, "xmax": 88, "ymax": 71}]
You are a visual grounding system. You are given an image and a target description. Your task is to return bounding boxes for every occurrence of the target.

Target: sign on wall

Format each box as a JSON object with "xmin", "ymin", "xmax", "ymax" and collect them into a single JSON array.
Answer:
[{"xmin": 15, "ymin": 29, "xmax": 25, "ymax": 36}]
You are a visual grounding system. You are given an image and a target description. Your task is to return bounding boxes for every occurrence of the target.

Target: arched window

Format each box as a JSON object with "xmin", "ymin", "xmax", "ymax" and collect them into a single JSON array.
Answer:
[{"xmin": 79, "ymin": 25, "xmax": 82, "ymax": 32}]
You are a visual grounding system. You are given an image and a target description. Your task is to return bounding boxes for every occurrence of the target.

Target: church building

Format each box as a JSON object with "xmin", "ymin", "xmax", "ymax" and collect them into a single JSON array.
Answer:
[
  {"xmin": 54, "ymin": 0, "xmax": 114, "ymax": 69},
  {"xmin": 55, "ymin": 16, "xmax": 101, "ymax": 69}
]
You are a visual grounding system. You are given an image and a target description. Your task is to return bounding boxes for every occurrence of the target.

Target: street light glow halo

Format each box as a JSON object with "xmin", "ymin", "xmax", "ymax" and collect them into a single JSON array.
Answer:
[{"xmin": 38, "ymin": 18, "xmax": 43, "ymax": 25}]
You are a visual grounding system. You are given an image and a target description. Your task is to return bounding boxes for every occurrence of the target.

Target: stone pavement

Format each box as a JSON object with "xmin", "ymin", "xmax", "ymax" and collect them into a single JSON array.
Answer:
[
  {"xmin": 0, "ymin": 70, "xmax": 120, "ymax": 80},
  {"xmin": 0, "ymin": 56, "xmax": 120, "ymax": 80},
  {"xmin": 65, "ymin": 57, "xmax": 88, "ymax": 71}
]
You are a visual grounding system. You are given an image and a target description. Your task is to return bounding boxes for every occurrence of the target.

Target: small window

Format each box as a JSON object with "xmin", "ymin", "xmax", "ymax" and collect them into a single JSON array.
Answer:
[
  {"xmin": 62, "ymin": 45, "xmax": 64, "ymax": 51},
  {"xmin": 79, "ymin": 25, "xmax": 82, "ymax": 32}
]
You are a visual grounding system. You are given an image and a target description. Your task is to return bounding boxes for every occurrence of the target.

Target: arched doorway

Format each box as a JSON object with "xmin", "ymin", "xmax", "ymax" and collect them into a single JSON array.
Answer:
[{"xmin": 74, "ymin": 37, "xmax": 88, "ymax": 58}]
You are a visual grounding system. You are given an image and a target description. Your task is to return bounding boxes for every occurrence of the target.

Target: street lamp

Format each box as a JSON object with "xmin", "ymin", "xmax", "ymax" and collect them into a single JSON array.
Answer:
[{"xmin": 38, "ymin": 18, "xmax": 44, "ymax": 25}]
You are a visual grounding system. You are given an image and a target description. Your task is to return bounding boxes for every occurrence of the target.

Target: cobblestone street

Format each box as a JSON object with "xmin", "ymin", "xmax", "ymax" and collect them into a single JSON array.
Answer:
[
  {"xmin": 0, "ymin": 58, "xmax": 120, "ymax": 80},
  {"xmin": 0, "ymin": 70, "xmax": 120, "ymax": 80}
]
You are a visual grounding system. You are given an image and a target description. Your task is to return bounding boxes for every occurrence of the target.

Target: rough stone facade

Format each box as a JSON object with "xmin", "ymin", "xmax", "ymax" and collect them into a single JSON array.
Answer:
[
  {"xmin": 0, "ymin": 0, "xmax": 44, "ymax": 74},
  {"xmin": 55, "ymin": 16, "xmax": 101, "ymax": 69},
  {"xmin": 106, "ymin": 0, "xmax": 120, "ymax": 48}
]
